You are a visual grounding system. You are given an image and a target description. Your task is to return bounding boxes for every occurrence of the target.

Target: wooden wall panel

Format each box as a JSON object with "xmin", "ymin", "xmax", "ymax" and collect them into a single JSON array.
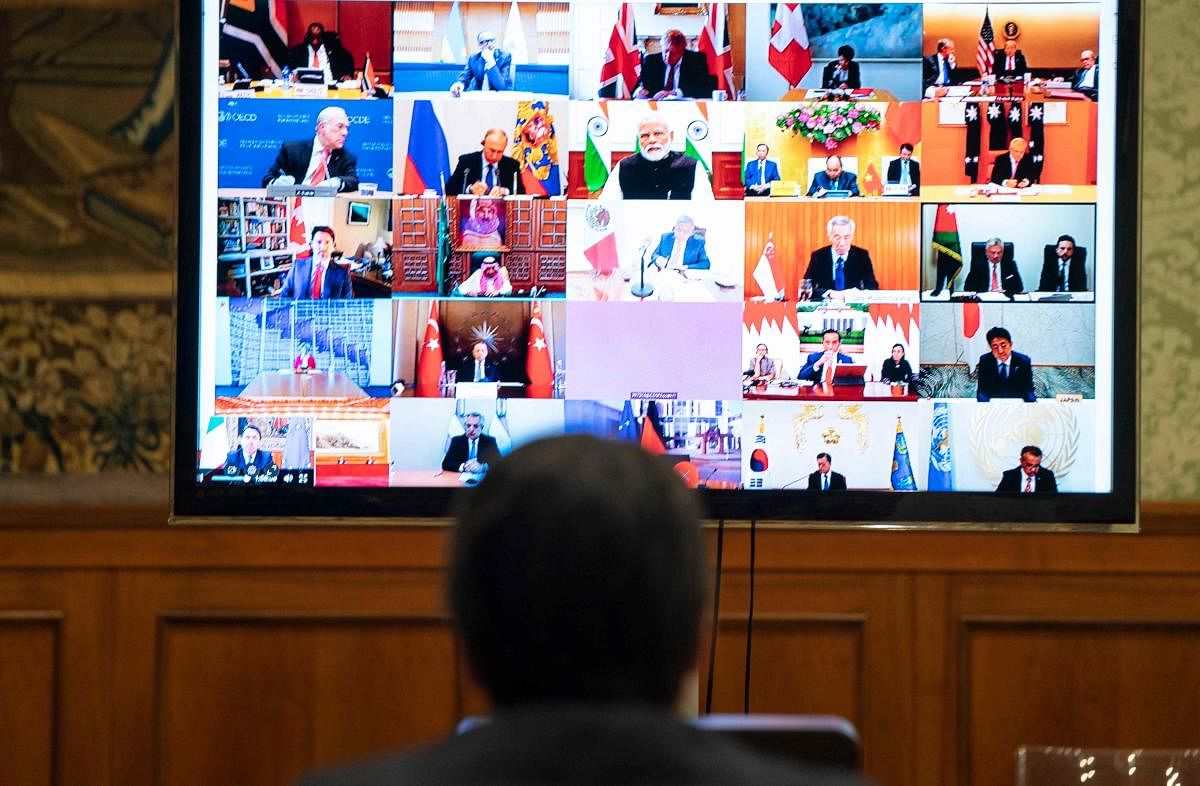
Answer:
[{"xmin": 0, "ymin": 616, "xmax": 58, "ymax": 786}]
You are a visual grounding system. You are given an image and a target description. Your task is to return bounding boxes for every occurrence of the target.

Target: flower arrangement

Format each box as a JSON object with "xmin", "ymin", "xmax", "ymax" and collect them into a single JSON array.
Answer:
[{"xmin": 776, "ymin": 103, "xmax": 884, "ymax": 150}]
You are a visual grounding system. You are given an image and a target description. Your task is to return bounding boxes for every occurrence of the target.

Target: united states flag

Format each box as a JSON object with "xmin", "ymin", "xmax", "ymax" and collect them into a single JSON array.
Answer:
[
  {"xmin": 976, "ymin": 8, "xmax": 995, "ymax": 78},
  {"xmin": 598, "ymin": 4, "xmax": 641, "ymax": 98}
]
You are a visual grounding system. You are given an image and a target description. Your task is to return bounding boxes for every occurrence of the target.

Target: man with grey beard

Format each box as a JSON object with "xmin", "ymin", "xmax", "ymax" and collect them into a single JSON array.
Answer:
[{"xmin": 603, "ymin": 113, "xmax": 713, "ymax": 200}]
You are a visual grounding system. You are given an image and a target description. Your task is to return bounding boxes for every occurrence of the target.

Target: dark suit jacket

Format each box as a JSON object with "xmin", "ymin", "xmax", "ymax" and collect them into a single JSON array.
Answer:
[
  {"xmin": 263, "ymin": 140, "xmax": 359, "ymax": 192},
  {"xmin": 798, "ymin": 351, "xmax": 854, "ymax": 384},
  {"xmin": 743, "ymin": 159, "xmax": 781, "ymax": 195},
  {"xmin": 296, "ymin": 703, "xmax": 867, "ymax": 786},
  {"xmin": 807, "ymin": 470, "xmax": 848, "ymax": 491},
  {"xmin": 441, "ymin": 433, "xmax": 501, "ymax": 472},
  {"xmin": 996, "ymin": 465, "xmax": 1058, "ymax": 494},
  {"xmin": 446, "ymin": 151, "xmax": 524, "ymax": 196},
  {"xmin": 1073, "ymin": 66, "xmax": 1099, "ymax": 100},
  {"xmin": 802, "ymin": 245, "xmax": 878, "ymax": 299},
  {"xmin": 277, "ymin": 257, "xmax": 354, "ymax": 299},
  {"xmin": 459, "ymin": 358, "xmax": 500, "ymax": 383},
  {"xmin": 993, "ymin": 50, "xmax": 1028, "ymax": 79},
  {"xmin": 807, "ymin": 170, "xmax": 859, "ymax": 197},
  {"xmin": 885, "ymin": 157, "xmax": 921, "ymax": 193},
  {"xmin": 964, "ymin": 250, "xmax": 1024, "ymax": 296},
  {"xmin": 637, "ymin": 49, "xmax": 715, "ymax": 99},
  {"xmin": 1038, "ymin": 250, "xmax": 1088, "ymax": 292},
  {"xmin": 976, "ymin": 351, "xmax": 1036, "ymax": 402},
  {"xmin": 223, "ymin": 448, "xmax": 275, "ymax": 475},
  {"xmin": 990, "ymin": 153, "xmax": 1039, "ymax": 186},
  {"xmin": 922, "ymin": 53, "xmax": 957, "ymax": 89},
  {"xmin": 654, "ymin": 233, "xmax": 710, "ymax": 269},
  {"xmin": 455, "ymin": 49, "xmax": 513, "ymax": 91},
  {"xmin": 821, "ymin": 59, "xmax": 861, "ymax": 89},
  {"xmin": 287, "ymin": 33, "xmax": 355, "ymax": 81}
]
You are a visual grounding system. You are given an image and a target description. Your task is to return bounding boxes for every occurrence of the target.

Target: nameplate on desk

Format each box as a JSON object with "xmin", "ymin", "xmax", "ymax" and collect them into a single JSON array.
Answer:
[{"xmin": 266, "ymin": 184, "xmax": 338, "ymax": 198}]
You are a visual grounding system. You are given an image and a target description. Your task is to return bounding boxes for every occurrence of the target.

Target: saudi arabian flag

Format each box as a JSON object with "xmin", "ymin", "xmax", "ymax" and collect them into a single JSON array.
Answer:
[{"xmin": 684, "ymin": 135, "xmax": 711, "ymax": 177}]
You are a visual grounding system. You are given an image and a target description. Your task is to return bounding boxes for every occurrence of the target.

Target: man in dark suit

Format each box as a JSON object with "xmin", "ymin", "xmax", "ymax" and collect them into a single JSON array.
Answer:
[
  {"xmin": 922, "ymin": 38, "xmax": 957, "ymax": 91},
  {"xmin": 445, "ymin": 129, "xmax": 524, "ymax": 197},
  {"xmin": 743, "ymin": 143, "xmax": 781, "ymax": 197},
  {"xmin": 441, "ymin": 412, "xmax": 502, "ymax": 473},
  {"xmin": 299, "ymin": 436, "xmax": 866, "ymax": 785},
  {"xmin": 996, "ymin": 445, "xmax": 1058, "ymax": 494},
  {"xmin": 634, "ymin": 29, "xmax": 715, "ymax": 99},
  {"xmin": 821, "ymin": 45, "xmax": 861, "ymax": 89},
  {"xmin": 798, "ymin": 329, "xmax": 857, "ymax": 384},
  {"xmin": 222, "ymin": 424, "xmax": 277, "ymax": 477},
  {"xmin": 807, "ymin": 155, "xmax": 859, "ymax": 197},
  {"xmin": 807, "ymin": 452, "xmax": 847, "ymax": 491},
  {"xmin": 652, "ymin": 215, "xmax": 710, "ymax": 270},
  {"xmin": 992, "ymin": 39, "xmax": 1028, "ymax": 80},
  {"xmin": 288, "ymin": 21, "xmax": 355, "ymax": 82},
  {"xmin": 990, "ymin": 138, "xmax": 1039, "ymax": 188},
  {"xmin": 976, "ymin": 326, "xmax": 1036, "ymax": 402},
  {"xmin": 964, "ymin": 237, "xmax": 1024, "ymax": 296},
  {"xmin": 1038, "ymin": 234, "xmax": 1088, "ymax": 293},
  {"xmin": 459, "ymin": 341, "xmax": 501, "ymax": 383},
  {"xmin": 449, "ymin": 30, "xmax": 513, "ymax": 95},
  {"xmin": 277, "ymin": 226, "xmax": 353, "ymax": 298},
  {"xmin": 262, "ymin": 106, "xmax": 359, "ymax": 193},
  {"xmin": 802, "ymin": 215, "xmax": 878, "ymax": 299},
  {"xmin": 1073, "ymin": 50, "xmax": 1098, "ymax": 100},
  {"xmin": 885, "ymin": 143, "xmax": 920, "ymax": 195}
]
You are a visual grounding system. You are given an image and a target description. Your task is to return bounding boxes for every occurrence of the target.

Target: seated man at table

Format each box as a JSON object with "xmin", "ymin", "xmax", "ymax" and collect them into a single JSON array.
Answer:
[
  {"xmin": 807, "ymin": 452, "xmax": 847, "ymax": 491},
  {"xmin": 801, "ymin": 215, "xmax": 878, "ymax": 299},
  {"xmin": 1037, "ymin": 234, "xmax": 1088, "ymax": 293},
  {"xmin": 992, "ymin": 39, "xmax": 1028, "ymax": 80},
  {"xmin": 743, "ymin": 343, "xmax": 778, "ymax": 385},
  {"xmin": 989, "ymin": 138, "xmax": 1039, "ymax": 189},
  {"xmin": 223, "ymin": 424, "xmax": 277, "ymax": 477},
  {"xmin": 743, "ymin": 143, "xmax": 781, "ymax": 197},
  {"xmin": 633, "ymin": 29, "xmax": 715, "ymax": 100},
  {"xmin": 277, "ymin": 226, "xmax": 354, "ymax": 299},
  {"xmin": 288, "ymin": 21, "xmax": 355, "ymax": 83},
  {"xmin": 652, "ymin": 215, "xmax": 710, "ymax": 271},
  {"xmin": 446, "ymin": 129, "xmax": 524, "ymax": 197},
  {"xmin": 964, "ymin": 237, "xmax": 1023, "ymax": 297},
  {"xmin": 1073, "ymin": 50, "xmax": 1099, "ymax": 100},
  {"xmin": 798, "ymin": 329, "xmax": 856, "ymax": 385},
  {"xmin": 441, "ymin": 411, "xmax": 502, "ymax": 474},
  {"xmin": 460, "ymin": 341, "xmax": 501, "ymax": 383},
  {"xmin": 450, "ymin": 30, "xmax": 513, "ymax": 96},
  {"xmin": 976, "ymin": 326, "xmax": 1036, "ymax": 402},
  {"xmin": 459, "ymin": 253, "xmax": 513, "ymax": 297},
  {"xmin": 262, "ymin": 106, "xmax": 359, "ymax": 193},
  {"xmin": 922, "ymin": 38, "xmax": 958, "ymax": 92},
  {"xmin": 996, "ymin": 444, "xmax": 1058, "ymax": 494},
  {"xmin": 604, "ymin": 113, "xmax": 713, "ymax": 200},
  {"xmin": 807, "ymin": 155, "xmax": 859, "ymax": 198},
  {"xmin": 886, "ymin": 143, "xmax": 920, "ymax": 195}
]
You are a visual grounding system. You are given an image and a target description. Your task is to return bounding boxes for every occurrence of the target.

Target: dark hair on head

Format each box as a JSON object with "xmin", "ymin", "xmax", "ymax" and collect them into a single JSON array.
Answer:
[
  {"xmin": 900, "ymin": 142, "xmax": 914, "ymax": 154},
  {"xmin": 310, "ymin": 225, "xmax": 335, "ymax": 242},
  {"xmin": 1057, "ymin": 234, "xmax": 1076, "ymax": 245},
  {"xmin": 817, "ymin": 452, "xmax": 832, "ymax": 462},
  {"xmin": 757, "ymin": 143, "xmax": 769, "ymax": 152},
  {"xmin": 892, "ymin": 343, "xmax": 905, "ymax": 353},
  {"xmin": 1020, "ymin": 445, "xmax": 1043, "ymax": 458},
  {"xmin": 449, "ymin": 435, "xmax": 705, "ymax": 707},
  {"xmin": 985, "ymin": 326, "xmax": 1012, "ymax": 344},
  {"xmin": 837, "ymin": 45, "xmax": 855, "ymax": 60},
  {"xmin": 241, "ymin": 423, "xmax": 261, "ymax": 437},
  {"xmin": 822, "ymin": 328, "xmax": 841, "ymax": 339}
]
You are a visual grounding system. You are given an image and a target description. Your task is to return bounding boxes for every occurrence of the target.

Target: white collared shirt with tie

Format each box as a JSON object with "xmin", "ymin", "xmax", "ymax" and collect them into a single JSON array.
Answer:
[
  {"xmin": 822, "ymin": 473, "xmax": 831, "ymax": 490},
  {"xmin": 662, "ymin": 52, "xmax": 681, "ymax": 95},
  {"xmin": 898, "ymin": 159, "xmax": 912, "ymax": 186},
  {"xmin": 1023, "ymin": 472, "xmax": 1036, "ymax": 493},
  {"xmin": 474, "ymin": 360, "xmax": 485, "ymax": 381}
]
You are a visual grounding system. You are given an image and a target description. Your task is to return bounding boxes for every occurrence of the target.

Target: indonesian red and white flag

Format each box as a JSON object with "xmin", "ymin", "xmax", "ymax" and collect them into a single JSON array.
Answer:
[
  {"xmin": 751, "ymin": 233, "xmax": 784, "ymax": 300},
  {"xmin": 768, "ymin": 3, "xmax": 812, "ymax": 88},
  {"xmin": 526, "ymin": 301, "xmax": 554, "ymax": 386},
  {"xmin": 698, "ymin": 3, "xmax": 734, "ymax": 100},
  {"xmin": 599, "ymin": 3, "xmax": 641, "ymax": 98},
  {"xmin": 416, "ymin": 300, "xmax": 443, "ymax": 389}
]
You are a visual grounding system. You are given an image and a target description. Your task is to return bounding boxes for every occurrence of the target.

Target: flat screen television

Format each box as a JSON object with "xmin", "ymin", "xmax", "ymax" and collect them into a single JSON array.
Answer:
[{"xmin": 176, "ymin": 0, "xmax": 1138, "ymax": 526}]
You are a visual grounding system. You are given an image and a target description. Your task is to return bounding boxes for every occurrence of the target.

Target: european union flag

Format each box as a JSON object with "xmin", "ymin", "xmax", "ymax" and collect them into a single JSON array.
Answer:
[
  {"xmin": 891, "ymin": 417, "xmax": 917, "ymax": 491},
  {"xmin": 927, "ymin": 402, "xmax": 953, "ymax": 491}
]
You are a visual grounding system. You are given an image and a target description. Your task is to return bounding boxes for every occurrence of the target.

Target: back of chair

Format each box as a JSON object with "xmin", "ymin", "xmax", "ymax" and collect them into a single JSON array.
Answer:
[
  {"xmin": 971, "ymin": 240, "xmax": 1015, "ymax": 266},
  {"xmin": 1042, "ymin": 245, "xmax": 1087, "ymax": 268},
  {"xmin": 693, "ymin": 714, "xmax": 860, "ymax": 772},
  {"xmin": 1017, "ymin": 746, "xmax": 1200, "ymax": 785}
]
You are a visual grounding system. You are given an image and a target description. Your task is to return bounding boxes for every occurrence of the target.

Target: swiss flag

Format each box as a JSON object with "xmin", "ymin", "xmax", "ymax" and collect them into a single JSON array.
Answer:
[
  {"xmin": 416, "ymin": 301, "xmax": 443, "ymax": 390},
  {"xmin": 768, "ymin": 3, "xmax": 812, "ymax": 88},
  {"xmin": 525, "ymin": 301, "xmax": 554, "ymax": 386}
]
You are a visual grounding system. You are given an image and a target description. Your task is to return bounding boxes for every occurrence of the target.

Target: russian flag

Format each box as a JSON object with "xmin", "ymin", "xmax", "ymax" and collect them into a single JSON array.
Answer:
[{"xmin": 403, "ymin": 100, "xmax": 450, "ymax": 194}]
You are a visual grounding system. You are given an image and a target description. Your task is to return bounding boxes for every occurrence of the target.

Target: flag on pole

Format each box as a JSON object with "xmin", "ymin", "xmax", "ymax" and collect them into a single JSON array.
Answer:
[
  {"xmin": 583, "ymin": 231, "xmax": 620, "ymax": 275},
  {"xmin": 891, "ymin": 417, "xmax": 918, "ymax": 490},
  {"xmin": 441, "ymin": 1, "xmax": 468, "ymax": 63},
  {"xmin": 220, "ymin": 0, "xmax": 291, "ymax": 78},
  {"xmin": 584, "ymin": 113, "xmax": 610, "ymax": 193},
  {"xmin": 862, "ymin": 161, "xmax": 882, "ymax": 197},
  {"xmin": 199, "ymin": 417, "xmax": 230, "ymax": 469},
  {"xmin": 964, "ymin": 103, "xmax": 981, "ymax": 180},
  {"xmin": 751, "ymin": 233, "xmax": 784, "ymax": 300},
  {"xmin": 768, "ymin": 3, "xmax": 812, "ymax": 88},
  {"xmin": 512, "ymin": 101, "xmax": 562, "ymax": 196},
  {"xmin": 1028, "ymin": 101, "xmax": 1046, "ymax": 181},
  {"xmin": 359, "ymin": 52, "xmax": 377, "ymax": 95},
  {"xmin": 402, "ymin": 100, "xmax": 451, "ymax": 194},
  {"xmin": 962, "ymin": 301, "xmax": 982, "ymax": 370},
  {"xmin": 927, "ymin": 402, "xmax": 953, "ymax": 491},
  {"xmin": 698, "ymin": 3, "xmax": 734, "ymax": 100},
  {"xmin": 416, "ymin": 301, "xmax": 444, "ymax": 390},
  {"xmin": 640, "ymin": 401, "xmax": 667, "ymax": 454},
  {"xmin": 617, "ymin": 400, "xmax": 639, "ymax": 442},
  {"xmin": 598, "ymin": 4, "xmax": 641, "ymax": 98},
  {"xmin": 976, "ymin": 7, "xmax": 995, "ymax": 78},
  {"xmin": 931, "ymin": 203, "xmax": 963, "ymax": 294},
  {"xmin": 526, "ymin": 301, "xmax": 554, "ymax": 386},
  {"xmin": 684, "ymin": 135, "xmax": 711, "ymax": 177},
  {"xmin": 504, "ymin": 0, "xmax": 528, "ymax": 84}
]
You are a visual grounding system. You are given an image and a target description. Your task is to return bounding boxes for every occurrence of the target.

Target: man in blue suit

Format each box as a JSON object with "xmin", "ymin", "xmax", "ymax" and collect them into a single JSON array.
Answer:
[
  {"xmin": 743, "ymin": 143, "xmax": 781, "ymax": 197},
  {"xmin": 223, "ymin": 424, "xmax": 277, "ymax": 477},
  {"xmin": 277, "ymin": 226, "xmax": 354, "ymax": 299},
  {"xmin": 798, "ymin": 329, "xmax": 856, "ymax": 384},
  {"xmin": 450, "ymin": 31, "xmax": 512, "ymax": 95},
  {"xmin": 652, "ymin": 216, "xmax": 710, "ymax": 271},
  {"xmin": 807, "ymin": 155, "xmax": 859, "ymax": 197},
  {"xmin": 976, "ymin": 326, "xmax": 1036, "ymax": 402}
]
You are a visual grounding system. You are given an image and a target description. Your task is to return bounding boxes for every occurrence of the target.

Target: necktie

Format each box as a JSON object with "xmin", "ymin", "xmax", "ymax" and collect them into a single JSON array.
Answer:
[
  {"xmin": 1024, "ymin": 475, "xmax": 1033, "ymax": 493},
  {"xmin": 311, "ymin": 262, "xmax": 323, "ymax": 298},
  {"xmin": 1000, "ymin": 362, "xmax": 1008, "ymax": 380},
  {"xmin": 823, "ymin": 362, "xmax": 834, "ymax": 385},
  {"xmin": 667, "ymin": 62, "xmax": 677, "ymax": 92},
  {"xmin": 901, "ymin": 161, "xmax": 909, "ymax": 184},
  {"xmin": 835, "ymin": 256, "xmax": 845, "ymax": 290},
  {"xmin": 308, "ymin": 148, "xmax": 329, "ymax": 185},
  {"xmin": 941, "ymin": 58, "xmax": 950, "ymax": 85},
  {"xmin": 310, "ymin": 47, "xmax": 319, "ymax": 69},
  {"xmin": 475, "ymin": 360, "xmax": 484, "ymax": 381},
  {"xmin": 991, "ymin": 263, "xmax": 1000, "ymax": 292},
  {"xmin": 759, "ymin": 162, "xmax": 765, "ymax": 185},
  {"xmin": 1007, "ymin": 56, "xmax": 1014, "ymax": 71},
  {"xmin": 822, "ymin": 474, "xmax": 829, "ymax": 491},
  {"xmin": 1059, "ymin": 261, "xmax": 1068, "ymax": 292},
  {"xmin": 485, "ymin": 165, "xmax": 494, "ymax": 190},
  {"xmin": 469, "ymin": 439, "xmax": 477, "ymax": 460}
]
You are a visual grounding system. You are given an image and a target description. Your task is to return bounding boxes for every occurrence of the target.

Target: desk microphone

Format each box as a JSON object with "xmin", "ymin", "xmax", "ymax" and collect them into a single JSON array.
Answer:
[
  {"xmin": 779, "ymin": 475, "xmax": 810, "ymax": 490},
  {"xmin": 696, "ymin": 466, "xmax": 722, "ymax": 489}
]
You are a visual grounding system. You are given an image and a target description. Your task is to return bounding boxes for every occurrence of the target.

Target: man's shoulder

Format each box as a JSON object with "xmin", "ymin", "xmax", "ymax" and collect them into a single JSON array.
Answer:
[
  {"xmin": 1011, "ymin": 351, "xmax": 1032, "ymax": 364},
  {"xmin": 849, "ymin": 245, "xmax": 871, "ymax": 258}
]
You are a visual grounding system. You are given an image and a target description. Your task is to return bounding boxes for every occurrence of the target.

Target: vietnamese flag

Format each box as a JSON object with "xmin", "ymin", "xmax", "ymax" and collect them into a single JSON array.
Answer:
[
  {"xmin": 416, "ymin": 301, "xmax": 443, "ymax": 390},
  {"xmin": 526, "ymin": 301, "xmax": 554, "ymax": 386}
]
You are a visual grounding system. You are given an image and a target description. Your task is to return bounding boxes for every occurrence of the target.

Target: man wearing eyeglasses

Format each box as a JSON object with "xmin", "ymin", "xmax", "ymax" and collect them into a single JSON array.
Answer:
[{"xmin": 450, "ymin": 30, "xmax": 513, "ymax": 95}]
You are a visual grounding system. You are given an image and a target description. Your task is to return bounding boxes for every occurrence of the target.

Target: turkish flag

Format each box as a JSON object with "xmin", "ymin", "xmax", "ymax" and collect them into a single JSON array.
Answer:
[
  {"xmin": 526, "ymin": 301, "xmax": 554, "ymax": 386},
  {"xmin": 416, "ymin": 300, "xmax": 443, "ymax": 389},
  {"xmin": 768, "ymin": 4, "xmax": 812, "ymax": 88}
]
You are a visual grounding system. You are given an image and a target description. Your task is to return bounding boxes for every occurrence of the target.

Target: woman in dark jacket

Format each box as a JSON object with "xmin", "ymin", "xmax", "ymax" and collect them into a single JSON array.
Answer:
[{"xmin": 880, "ymin": 343, "xmax": 913, "ymax": 384}]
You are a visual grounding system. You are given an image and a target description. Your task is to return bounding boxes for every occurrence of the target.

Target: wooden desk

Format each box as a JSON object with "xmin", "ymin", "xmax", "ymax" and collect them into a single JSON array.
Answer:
[
  {"xmin": 240, "ymin": 371, "xmax": 368, "ymax": 400},
  {"xmin": 745, "ymin": 381, "xmax": 919, "ymax": 402},
  {"xmin": 920, "ymin": 185, "xmax": 1097, "ymax": 203},
  {"xmin": 566, "ymin": 270, "xmax": 741, "ymax": 302}
]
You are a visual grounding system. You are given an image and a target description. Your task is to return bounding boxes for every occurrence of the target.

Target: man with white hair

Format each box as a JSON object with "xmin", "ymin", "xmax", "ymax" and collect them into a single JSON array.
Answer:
[
  {"xmin": 262, "ymin": 106, "xmax": 358, "ymax": 193},
  {"xmin": 1073, "ymin": 49, "xmax": 1098, "ymax": 100},
  {"xmin": 800, "ymin": 215, "xmax": 878, "ymax": 299},
  {"xmin": 603, "ymin": 113, "xmax": 713, "ymax": 200}
]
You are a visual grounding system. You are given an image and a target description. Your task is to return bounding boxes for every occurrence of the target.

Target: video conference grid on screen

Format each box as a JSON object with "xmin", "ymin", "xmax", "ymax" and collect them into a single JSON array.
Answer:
[{"xmin": 199, "ymin": 0, "xmax": 1112, "ymax": 495}]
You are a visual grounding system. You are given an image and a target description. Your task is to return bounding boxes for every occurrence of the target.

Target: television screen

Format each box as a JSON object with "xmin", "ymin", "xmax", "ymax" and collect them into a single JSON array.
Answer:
[{"xmin": 176, "ymin": 0, "xmax": 1137, "ymax": 526}]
